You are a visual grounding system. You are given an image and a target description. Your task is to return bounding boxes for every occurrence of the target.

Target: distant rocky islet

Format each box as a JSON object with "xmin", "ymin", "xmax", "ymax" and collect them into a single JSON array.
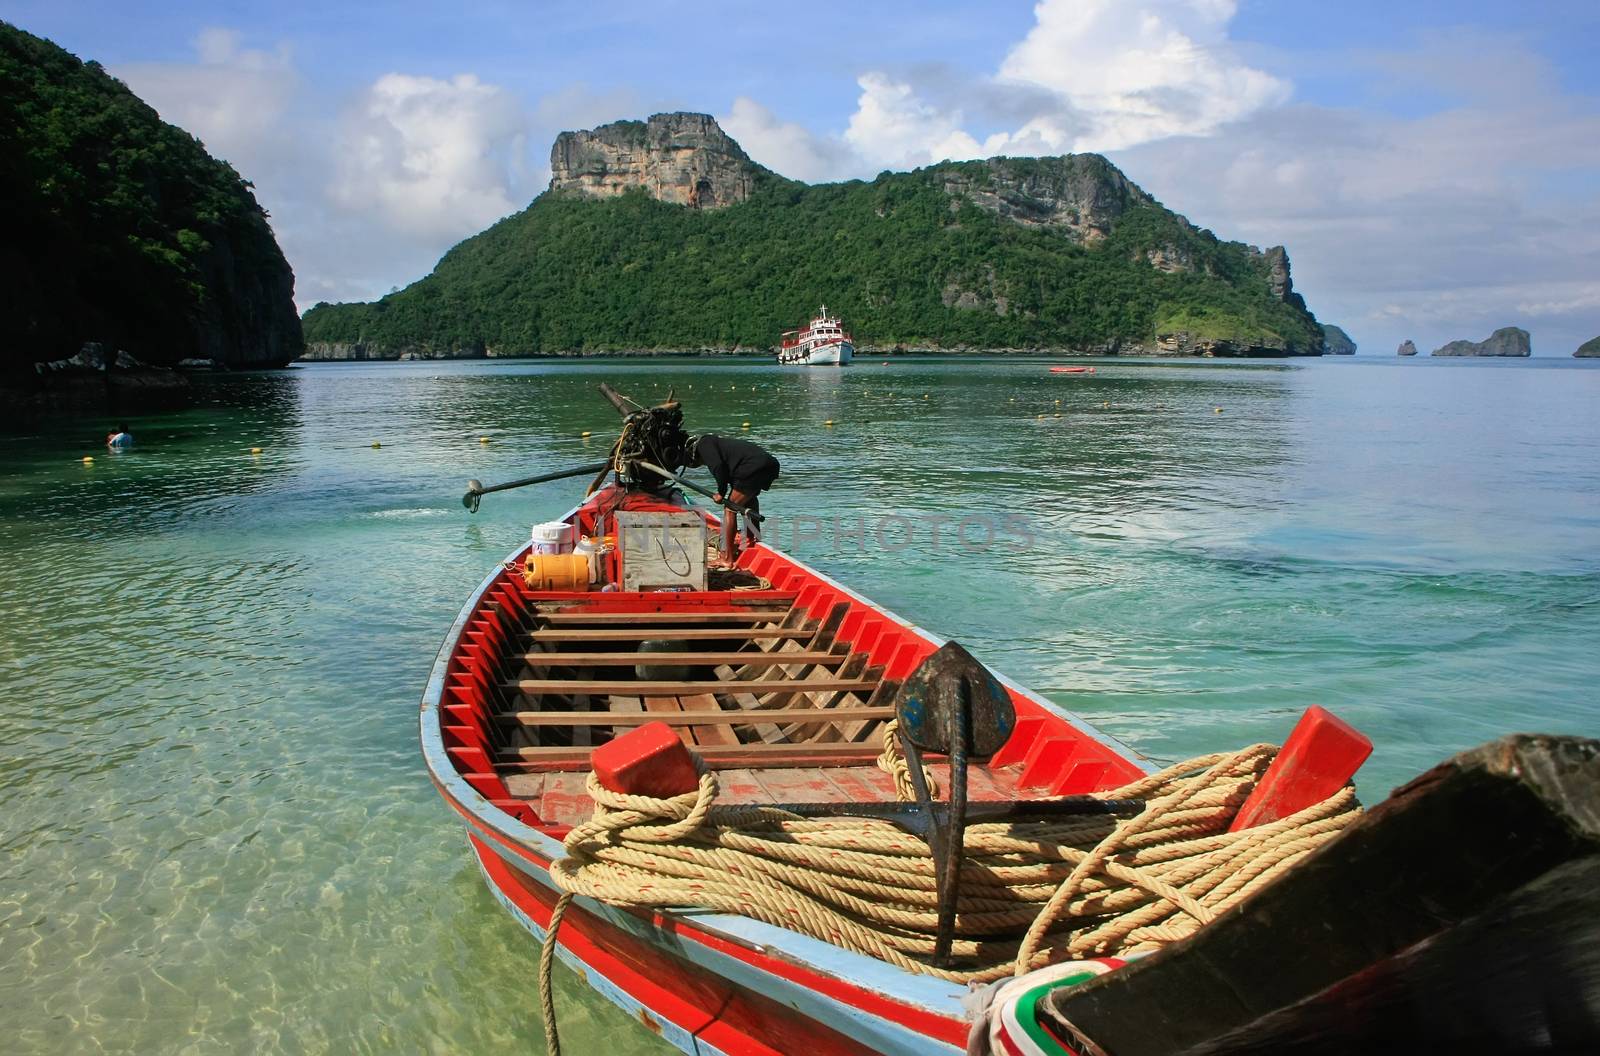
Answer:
[
  {"xmin": 1431, "ymin": 327, "xmax": 1531, "ymax": 358},
  {"xmin": 1321, "ymin": 325, "xmax": 1356, "ymax": 355}
]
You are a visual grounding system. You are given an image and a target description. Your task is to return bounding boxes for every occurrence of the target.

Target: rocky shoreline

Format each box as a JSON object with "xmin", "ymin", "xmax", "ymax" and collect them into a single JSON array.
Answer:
[{"xmin": 299, "ymin": 332, "xmax": 1326, "ymax": 362}]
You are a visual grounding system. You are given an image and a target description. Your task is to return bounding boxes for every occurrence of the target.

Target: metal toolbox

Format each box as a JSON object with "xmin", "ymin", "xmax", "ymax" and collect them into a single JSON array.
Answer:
[{"xmin": 614, "ymin": 511, "xmax": 708, "ymax": 592}]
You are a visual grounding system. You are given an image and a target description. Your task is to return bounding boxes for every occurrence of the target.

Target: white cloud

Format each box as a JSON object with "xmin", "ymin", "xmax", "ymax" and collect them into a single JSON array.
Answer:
[
  {"xmin": 835, "ymin": 0, "xmax": 1289, "ymax": 168},
  {"xmin": 994, "ymin": 0, "xmax": 1288, "ymax": 151},
  {"xmin": 117, "ymin": 28, "xmax": 297, "ymax": 172},
  {"xmin": 733, "ymin": 0, "xmax": 1287, "ymax": 180},
  {"xmin": 1106, "ymin": 35, "xmax": 1600, "ymax": 354},
  {"xmin": 843, "ymin": 74, "xmax": 985, "ymax": 170},
  {"xmin": 331, "ymin": 73, "xmax": 530, "ymax": 240},
  {"xmin": 719, "ymin": 97, "xmax": 857, "ymax": 183},
  {"xmin": 117, "ymin": 29, "xmax": 547, "ymax": 307}
]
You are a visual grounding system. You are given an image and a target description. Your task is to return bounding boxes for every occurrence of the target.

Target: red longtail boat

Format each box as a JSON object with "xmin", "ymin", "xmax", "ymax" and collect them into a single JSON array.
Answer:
[{"xmin": 422, "ymin": 387, "xmax": 1600, "ymax": 1055}]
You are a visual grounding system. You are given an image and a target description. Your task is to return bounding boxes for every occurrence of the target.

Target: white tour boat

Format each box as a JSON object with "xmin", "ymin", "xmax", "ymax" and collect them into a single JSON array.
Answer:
[{"xmin": 777, "ymin": 305, "xmax": 854, "ymax": 366}]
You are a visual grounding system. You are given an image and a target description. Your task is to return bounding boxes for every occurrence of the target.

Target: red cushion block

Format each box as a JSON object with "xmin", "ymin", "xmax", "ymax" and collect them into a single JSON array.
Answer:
[
  {"xmin": 1229, "ymin": 705, "xmax": 1373, "ymax": 831},
  {"xmin": 591, "ymin": 721, "xmax": 701, "ymax": 798}
]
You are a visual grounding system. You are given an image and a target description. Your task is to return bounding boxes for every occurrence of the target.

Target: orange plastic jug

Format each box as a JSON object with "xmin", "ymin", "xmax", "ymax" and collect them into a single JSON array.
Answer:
[{"xmin": 522, "ymin": 552, "xmax": 591, "ymax": 591}]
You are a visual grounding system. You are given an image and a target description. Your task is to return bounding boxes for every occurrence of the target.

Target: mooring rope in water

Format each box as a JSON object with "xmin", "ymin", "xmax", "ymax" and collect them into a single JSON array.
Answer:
[{"xmin": 535, "ymin": 730, "xmax": 1360, "ymax": 1052}]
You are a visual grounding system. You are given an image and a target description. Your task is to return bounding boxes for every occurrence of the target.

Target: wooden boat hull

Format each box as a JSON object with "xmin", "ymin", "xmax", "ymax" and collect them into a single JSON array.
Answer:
[
  {"xmin": 1040, "ymin": 735, "xmax": 1600, "ymax": 1055},
  {"xmin": 421, "ymin": 488, "xmax": 1150, "ymax": 1054}
]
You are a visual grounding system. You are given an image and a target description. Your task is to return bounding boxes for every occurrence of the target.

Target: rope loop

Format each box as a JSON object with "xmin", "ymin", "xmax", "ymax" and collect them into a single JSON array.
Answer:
[{"xmin": 545, "ymin": 739, "xmax": 1361, "ymax": 985}]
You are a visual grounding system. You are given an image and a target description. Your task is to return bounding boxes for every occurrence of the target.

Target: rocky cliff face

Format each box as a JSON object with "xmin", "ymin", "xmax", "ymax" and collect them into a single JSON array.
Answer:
[
  {"xmin": 935, "ymin": 155, "xmax": 1152, "ymax": 244},
  {"xmin": 1575, "ymin": 336, "xmax": 1600, "ymax": 358},
  {"xmin": 1432, "ymin": 326, "xmax": 1531, "ymax": 357},
  {"xmin": 1398, "ymin": 339, "xmax": 1418, "ymax": 356},
  {"xmin": 549, "ymin": 112, "xmax": 767, "ymax": 208},
  {"xmin": 1322, "ymin": 324, "xmax": 1356, "ymax": 355}
]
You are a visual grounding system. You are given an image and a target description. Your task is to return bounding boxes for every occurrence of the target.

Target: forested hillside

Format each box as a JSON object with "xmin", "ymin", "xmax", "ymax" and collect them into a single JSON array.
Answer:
[
  {"xmin": 303, "ymin": 115, "xmax": 1324, "ymax": 358},
  {"xmin": 0, "ymin": 21, "xmax": 301, "ymax": 381}
]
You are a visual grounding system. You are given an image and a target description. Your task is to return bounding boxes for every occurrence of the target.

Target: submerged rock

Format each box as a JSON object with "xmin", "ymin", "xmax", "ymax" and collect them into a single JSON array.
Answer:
[
  {"xmin": 1432, "ymin": 327, "xmax": 1531, "ymax": 357},
  {"xmin": 1397, "ymin": 340, "xmax": 1418, "ymax": 356}
]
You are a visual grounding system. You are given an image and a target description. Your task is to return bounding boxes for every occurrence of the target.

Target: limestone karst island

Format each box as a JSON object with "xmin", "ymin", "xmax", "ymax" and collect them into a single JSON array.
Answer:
[{"xmin": 301, "ymin": 112, "xmax": 1331, "ymax": 361}]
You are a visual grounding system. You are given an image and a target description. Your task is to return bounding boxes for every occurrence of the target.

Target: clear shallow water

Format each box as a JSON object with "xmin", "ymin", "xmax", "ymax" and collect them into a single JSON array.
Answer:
[{"xmin": 2, "ymin": 356, "xmax": 1597, "ymax": 1052}]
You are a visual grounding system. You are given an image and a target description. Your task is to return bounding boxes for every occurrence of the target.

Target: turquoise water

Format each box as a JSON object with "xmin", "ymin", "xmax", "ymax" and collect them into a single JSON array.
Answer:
[{"xmin": 2, "ymin": 356, "xmax": 1597, "ymax": 1052}]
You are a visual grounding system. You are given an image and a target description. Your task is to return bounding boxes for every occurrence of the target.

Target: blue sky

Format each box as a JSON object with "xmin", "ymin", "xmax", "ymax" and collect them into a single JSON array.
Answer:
[{"xmin": 5, "ymin": 1, "xmax": 1599, "ymax": 355}]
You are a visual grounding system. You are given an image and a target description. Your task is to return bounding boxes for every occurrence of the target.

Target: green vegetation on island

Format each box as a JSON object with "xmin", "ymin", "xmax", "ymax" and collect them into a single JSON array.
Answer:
[
  {"xmin": 0, "ymin": 21, "xmax": 301, "ymax": 383},
  {"xmin": 303, "ymin": 141, "xmax": 1324, "ymax": 358}
]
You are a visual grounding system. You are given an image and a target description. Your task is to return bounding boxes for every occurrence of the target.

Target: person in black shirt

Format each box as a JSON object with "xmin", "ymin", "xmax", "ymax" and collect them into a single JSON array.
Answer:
[{"xmin": 685, "ymin": 434, "xmax": 779, "ymax": 540}]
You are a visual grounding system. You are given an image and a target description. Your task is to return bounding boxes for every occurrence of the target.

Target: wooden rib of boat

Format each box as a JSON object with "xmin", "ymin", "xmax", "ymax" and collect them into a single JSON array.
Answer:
[{"xmin": 421, "ymin": 484, "xmax": 1150, "ymax": 1055}]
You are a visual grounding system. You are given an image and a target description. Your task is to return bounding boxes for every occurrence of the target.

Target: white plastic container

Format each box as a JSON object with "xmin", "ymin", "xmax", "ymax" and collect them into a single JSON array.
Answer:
[
  {"xmin": 530, "ymin": 521, "xmax": 576, "ymax": 555},
  {"xmin": 573, "ymin": 536, "xmax": 602, "ymax": 583}
]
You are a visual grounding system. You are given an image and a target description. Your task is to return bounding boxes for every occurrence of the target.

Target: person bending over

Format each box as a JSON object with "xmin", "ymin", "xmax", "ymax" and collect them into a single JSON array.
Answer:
[{"xmin": 685, "ymin": 433, "xmax": 779, "ymax": 541}]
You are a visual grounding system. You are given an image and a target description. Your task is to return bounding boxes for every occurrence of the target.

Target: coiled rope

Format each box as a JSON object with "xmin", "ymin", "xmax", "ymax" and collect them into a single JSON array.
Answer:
[{"xmin": 536, "ymin": 729, "xmax": 1361, "ymax": 1053}]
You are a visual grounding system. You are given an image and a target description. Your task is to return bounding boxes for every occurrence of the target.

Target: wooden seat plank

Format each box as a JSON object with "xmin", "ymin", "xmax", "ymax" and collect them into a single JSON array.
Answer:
[
  {"xmin": 499, "ymin": 742, "xmax": 888, "ymax": 769},
  {"xmin": 497, "ymin": 706, "xmax": 896, "ymax": 726},
  {"xmin": 539, "ymin": 610, "xmax": 793, "ymax": 625},
  {"xmin": 527, "ymin": 628, "xmax": 813, "ymax": 642},
  {"xmin": 519, "ymin": 651, "xmax": 844, "ymax": 667},
  {"xmin": 508, "ymin": 677, "xmax": 879, "ymax": 696},
  {"xmin": 527, "ymin": 591, "xmax": 797, "ymax": 610}
]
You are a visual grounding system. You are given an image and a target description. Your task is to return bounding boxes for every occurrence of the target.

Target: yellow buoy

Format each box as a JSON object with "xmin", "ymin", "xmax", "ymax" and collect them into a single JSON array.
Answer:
[
  {"xmin": 923, "ymin": 393, "xmax": 930, "ymax": 399},
  {"xmin": 1036, "ymin": 413, "xmax": 1044, "ymax": 420},
  {"xmin": 1054, "ymin": 399, "xmax": 1061, "ymax": 406},
  {"xmin": 741, "ymin": 421, "xmax": 751, "ymax": 429},
  {"xmin": 371, "ymin": 441, "xmax": 382, "ymax": 449},
  {"xmin": 479, "ymin": 436, "xmax": 491, "ymax": 443},
  {"xmin": 81, "ymin": 455, "xmax": 94, "ymax": 463},
  {"xmin": 1054, "ymin": 413, "xmax": 1062, "ymax": 419},
  {"xmin": 250, "ymin": 447, "xmax": 263, "ymax": 454},
  {"xmin": 581, "ymin": 430, "xmax": 592, "ymax": 438},
  {"xmin": 1103, "ymin": 401, "xmax": 1109, "ymax": 408},
  {"xmin": 1009, "ymin": 397, "xmax": 1016, "ymax": 402},
  {"xmin": 1215, "ymin": 407, "xmax": 1223, "ymax": 414},
  {"xmin": 824, "ymin": 419, "xmax": 835, "ymax": 426}
]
